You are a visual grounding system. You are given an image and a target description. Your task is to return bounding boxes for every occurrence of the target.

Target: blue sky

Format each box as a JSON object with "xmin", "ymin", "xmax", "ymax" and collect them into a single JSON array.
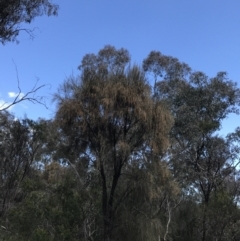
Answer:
[{"xmin": 1, "ymin": 0, "xmax": 240, "ymax": 135}]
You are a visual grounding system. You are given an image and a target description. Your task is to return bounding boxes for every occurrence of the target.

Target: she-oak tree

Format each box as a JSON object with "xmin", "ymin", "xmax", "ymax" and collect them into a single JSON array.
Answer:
[{"xmin": 54, "ymin": 46, "xmax": 173, "ymax": 240}]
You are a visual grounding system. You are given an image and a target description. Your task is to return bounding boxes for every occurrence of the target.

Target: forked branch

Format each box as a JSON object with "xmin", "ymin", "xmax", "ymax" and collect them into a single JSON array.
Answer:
[{"xmin": 0, "ymin": 63, "xmax": 48, "ymax": 111}]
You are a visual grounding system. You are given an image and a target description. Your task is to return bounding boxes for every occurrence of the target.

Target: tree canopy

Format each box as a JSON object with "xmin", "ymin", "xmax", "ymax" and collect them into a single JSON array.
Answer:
[
  {"xmin": 54, "ymin": 46, "xmax": 173, "ymax": 240},
  {"xmin": 0, "ymin": 0, "xmax": 58, "ymax": 44}
]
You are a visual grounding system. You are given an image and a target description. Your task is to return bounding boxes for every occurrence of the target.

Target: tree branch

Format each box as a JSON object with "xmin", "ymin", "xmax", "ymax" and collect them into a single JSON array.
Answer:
[{"xmin": 0, "ymin": 62, "xmax": 49, "ymax": 111}]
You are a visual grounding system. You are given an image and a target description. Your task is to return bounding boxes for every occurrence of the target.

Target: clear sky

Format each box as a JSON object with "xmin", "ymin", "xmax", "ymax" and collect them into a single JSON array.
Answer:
[{"xmin": 1, "ymin": 0, "xmax": 240, "ymax": 135}]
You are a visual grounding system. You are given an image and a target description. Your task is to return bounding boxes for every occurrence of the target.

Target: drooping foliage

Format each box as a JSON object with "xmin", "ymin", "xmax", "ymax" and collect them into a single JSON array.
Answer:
[{"xmin": 54, "ymin": 46, "xmax": 173, "ymax": 240}]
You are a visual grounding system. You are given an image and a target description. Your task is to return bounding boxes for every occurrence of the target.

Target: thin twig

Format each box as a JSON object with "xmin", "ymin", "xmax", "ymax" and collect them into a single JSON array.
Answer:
[{"xmin": 0, "ymin": 61, "xmax": 49, "ymax": 111}]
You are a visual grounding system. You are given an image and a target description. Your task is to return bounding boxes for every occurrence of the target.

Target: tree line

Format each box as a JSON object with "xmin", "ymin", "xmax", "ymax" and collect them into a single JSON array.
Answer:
[{"xmin": 0, "ymin": 45, "xmax": 240, "ymax": 241}]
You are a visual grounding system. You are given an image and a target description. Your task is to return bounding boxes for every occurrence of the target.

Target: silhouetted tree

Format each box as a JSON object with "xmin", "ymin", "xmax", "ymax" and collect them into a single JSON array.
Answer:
[{"xmin": 0, "ymin": 0, "xmax": 58, "ymax": 44}]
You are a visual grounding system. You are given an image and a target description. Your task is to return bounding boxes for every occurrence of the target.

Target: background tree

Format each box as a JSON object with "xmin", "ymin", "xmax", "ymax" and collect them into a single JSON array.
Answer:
[
  {"xmin": 0, "ymin": 112, "xmax": 47, "ymax": 223},
  {"xmin": 143, "ymin": 51, "xmax": 240, "ymax": 241}
]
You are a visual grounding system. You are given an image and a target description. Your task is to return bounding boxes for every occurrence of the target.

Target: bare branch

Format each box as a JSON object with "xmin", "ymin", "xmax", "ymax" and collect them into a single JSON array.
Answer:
[{"xmin": 0, "ymin": 62, "xmax": 49, "ymax": 112}]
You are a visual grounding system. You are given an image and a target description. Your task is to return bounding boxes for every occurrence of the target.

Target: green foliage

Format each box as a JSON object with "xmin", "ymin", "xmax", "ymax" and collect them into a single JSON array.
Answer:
[{"xmin": 0, "ymin": 0, "xmax": 58, "ymax": 44}]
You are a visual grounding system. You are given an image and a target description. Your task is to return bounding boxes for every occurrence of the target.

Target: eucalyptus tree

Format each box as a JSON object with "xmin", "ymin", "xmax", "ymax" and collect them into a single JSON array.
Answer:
[
  {"xmin": 143, "ymin": 51, "xmax": 240, "ymax": 241},
  {"xmin": 0, "ymin": 0, "xmax": 58, "ymax": 44},
  {"xmin": 54, "ymin": 46, "xmax": 173, "ymax": 240}
]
